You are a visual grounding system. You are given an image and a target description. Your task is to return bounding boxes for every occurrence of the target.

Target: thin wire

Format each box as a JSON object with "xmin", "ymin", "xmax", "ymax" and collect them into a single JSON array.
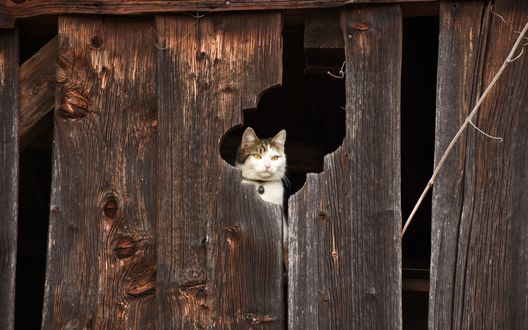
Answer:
[
  {"xmin": 468, "ymin": 119, "xmax": 503, "ymax": 142},
  {"xmin": 327, "ymin": 61, "xmax": 346, "ymax": 79}
]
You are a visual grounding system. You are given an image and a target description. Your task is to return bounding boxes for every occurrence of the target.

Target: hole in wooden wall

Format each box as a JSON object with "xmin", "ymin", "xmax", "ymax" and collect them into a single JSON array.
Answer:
[
  {"xmin": 219, "ymin": 23, "xmax": 346, "ymax": 200},
  {"xmin": 401, "ymin": 15, "xmax": 439, "ymax": 330},
  {"xmin": 15, "ymin": 17, "xmax": 57, "ymax": 330},
  {"xmin": 16, "ymin": 113, "xmax": 53, "ymax": 330}
]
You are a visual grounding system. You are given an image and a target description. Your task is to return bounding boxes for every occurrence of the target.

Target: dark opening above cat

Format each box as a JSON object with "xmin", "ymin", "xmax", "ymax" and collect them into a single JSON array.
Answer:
[{"xmin": 236, "ymin": 127, "xmax": 287, "ymax": 204}]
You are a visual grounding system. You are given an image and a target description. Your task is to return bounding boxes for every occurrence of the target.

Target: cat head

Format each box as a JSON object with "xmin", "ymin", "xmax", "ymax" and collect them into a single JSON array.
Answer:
[{"xmin": 236, "ymin": 127, "xmax": 286, "ymax": 182}]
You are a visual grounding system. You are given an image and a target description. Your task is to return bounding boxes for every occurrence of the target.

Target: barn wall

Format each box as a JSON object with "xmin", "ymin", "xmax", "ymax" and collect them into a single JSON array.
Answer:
[
  {"xmin": 155, "ymin": 13, "xmax": 284, "ymax": 328},
  {"xmin": 288, "ymin": 5, "xmax": 403, "ymax": 329},
  {"xmin": 42, "ymin": 17, "xmax": 158, "ymax": 329},
  {"xmin": 431, "ymin": 1, "xmax": 528, "ymax": 328},
  {"xmin": 5, "ymin": 1, "xmax": 528, "ymax": 328},
  {"xmin": 41, "ymin": 13, "xmax": 284, "ymax": 329}
]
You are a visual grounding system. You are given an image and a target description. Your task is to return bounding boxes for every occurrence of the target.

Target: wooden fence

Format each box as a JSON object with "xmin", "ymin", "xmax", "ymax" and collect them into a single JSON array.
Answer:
[{"xmin": 1, "ymin": 0, "xmax": 527, "ymax": 329}]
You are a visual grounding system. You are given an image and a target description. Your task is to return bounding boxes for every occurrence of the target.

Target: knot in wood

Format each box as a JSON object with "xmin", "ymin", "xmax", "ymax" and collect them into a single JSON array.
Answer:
[
  {"xmin": 331, "ymin": 249, "xmax": 338, "ymax": 258},
  {"xmin": 197, "ymin": 51, "xmax": 207, "ymax": 60},
  {"xmin": 103, "ymin": 196, "xmax": 118, "ymax": 218},
  {"xmin": 125, "ymin": 262, "xmax": 156, "ymax": 298},
  {"xmin": 113, "ymin": 236, "xmax": 143, "ymax": 259},
  {"xmin": 225, "ymin": 225, "xmax": 240, "ymax": 246},
  {"xmin": 58, "ymin": 89, "xmax": 90, "ymax": 119},
  {"xmin": 178, "ymin": 282, "xmax": 207, "ymax": 299},
  {"xmin": 90, "ymin": 35, "xmax": 103, "ymax": 48},
  {"xmin": 225, "ymin": 225, "xmax": 240, "ymax": 236}
]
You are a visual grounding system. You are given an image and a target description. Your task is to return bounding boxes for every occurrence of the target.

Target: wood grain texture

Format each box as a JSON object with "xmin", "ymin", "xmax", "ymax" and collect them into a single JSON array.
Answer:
[
  {"xmin": 156, "ymin": 13, "xmax": 283, "ymax": 329},
  {"xmin": 288, "ymin": 6, "xmax": 402, "ymax": 329},
  {"xmin": 0, "ymin": 0, "xmax": 434, "ymax": 28},
  {"xmin": 0, "ymin": 29, "xmax": 18, "ymax": 330},
  {"xmin": 42, "ymin": 17, "xmax": 157, "ymax": 329},
  {"xmin": 19, "ymin": 36, "xmax": 57, "ymax": 147},
  {"xmin": 431, "ymin": 1, "xmax": 528, "ymax": 328},
  {"xmin": 429, "ymin": 2, "xmax": 485, "ymax": 328}
]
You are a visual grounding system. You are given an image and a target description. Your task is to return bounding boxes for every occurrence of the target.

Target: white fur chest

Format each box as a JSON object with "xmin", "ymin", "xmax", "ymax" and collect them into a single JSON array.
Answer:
[{"xmin": 242, "ymin": 179, "xmax": 284, "ymax": 204}]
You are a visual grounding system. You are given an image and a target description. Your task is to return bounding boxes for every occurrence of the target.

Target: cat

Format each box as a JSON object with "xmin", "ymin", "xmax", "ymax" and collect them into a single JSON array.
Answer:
[{"xmin": 236, "ymin": 127, "xmax": 287, "ymax": 205}]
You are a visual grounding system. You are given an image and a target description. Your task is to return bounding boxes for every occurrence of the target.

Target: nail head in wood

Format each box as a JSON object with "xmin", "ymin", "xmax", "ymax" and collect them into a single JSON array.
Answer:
[{"xmin": 352, "ymin": 22, "xmax": 370, "ymax": 31}]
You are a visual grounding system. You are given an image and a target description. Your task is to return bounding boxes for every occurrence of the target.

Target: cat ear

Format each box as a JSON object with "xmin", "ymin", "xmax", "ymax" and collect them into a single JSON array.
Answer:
[
  {"xmin": 272, "ymin": 129, "xmax": 286, "ymax": 148},
  {"xmin": 241, "ymin": 127, "xmax": 259, "ymax": 148}
]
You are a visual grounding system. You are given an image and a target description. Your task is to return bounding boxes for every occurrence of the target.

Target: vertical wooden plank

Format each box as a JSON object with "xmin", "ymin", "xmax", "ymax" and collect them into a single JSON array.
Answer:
[
  {"xmin": 430, "ymin": 2, "xmax": 485, "ymax": 328},
  {"xmin": 431, "ymin": 1, "xmax": 528, "ymax": 328},
  {"xmin": 156, "ymin": 13, "xmax": 283, "ymax": 329},
  {"xmin": 0, "ymin": 29, "xmax": 18, "ymax": 330},
  {"xmin": 289, "ymin": 6, "xmax": 402, "ymax": 329},
  {"xmin": 42, "ymin": 17, "xmax": 157, "ymax": 329}
]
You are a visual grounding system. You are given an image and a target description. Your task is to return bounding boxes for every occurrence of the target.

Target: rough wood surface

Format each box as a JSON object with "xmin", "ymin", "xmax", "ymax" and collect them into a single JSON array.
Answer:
[
  {"xmin": 288, "ymin": 6, "xmax": 402, "ymax": 329},
  {"xmin": 0, "ymin": 29, "xmax": 19, "ymax": 330},
  {"xmin": 42, "ymin": 17, "xmax": 157, "ymax": 329},
  {"xmin": 429, "ymin": 2, "xmax": 485, "ymax": 328},
  {"xmin": 0, "ymin": 0, "xmax": 434, "ymax": 28},
  {"xmin": 155, "ymin": 13, "xmax": 283, "ymax": 328},
  {"xmin": 19, "ymin": 36, "xmax": 57, "ymax": 147},
  {"xmin": 431, "ymin": 1, "xmax": 528, "ymax": 328}
]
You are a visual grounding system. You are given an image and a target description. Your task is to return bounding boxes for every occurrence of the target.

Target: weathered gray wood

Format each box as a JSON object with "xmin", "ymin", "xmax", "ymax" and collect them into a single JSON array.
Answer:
[
  {"xmin": 0, "ymin": 0, "xmax": 434, "ymax": 28},
  {"xmin": 155, "ymin": 13, "xmax": 283, "ymax": 328},
  {"xmin": 19, "ymin": 36, "xmax": 57, "ymax": 148},
  {"xmin": 42, "ymin": 17, "xmax": 157, "ymax": 329},
  {"xmin": 429, "ymin": 2, "xmax": 486, "ymax": 328},
  {"xmin": 288, "ymin": 6, "xmax": 402, "ymax": 329},
  {"xmin": 0, "ymin": 29, "xmax": 19, "ymax": 330},
  {"xmin": 431, "ymin": 1, "xmax": 528, "ymax": 328}
]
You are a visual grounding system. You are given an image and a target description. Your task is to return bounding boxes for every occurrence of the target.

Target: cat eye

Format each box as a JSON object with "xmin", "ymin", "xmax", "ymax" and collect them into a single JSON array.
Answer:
[
  {"xmin": 253, "ymin": 154, "xmax": 262, "ymax": 160},
  {"xmin": 271, "ymin": 155, "xmax": 279, "ymax": 160}
]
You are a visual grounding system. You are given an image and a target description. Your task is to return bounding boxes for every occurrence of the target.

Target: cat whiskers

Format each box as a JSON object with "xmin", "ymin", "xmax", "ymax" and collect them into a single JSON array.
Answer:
[
  {"xmin": 268, "ymin": 170, "xmax": 290, "ymax": 187},
  {"xmin": 281, "ymin": 175, "xmax": 291, "ymax": 187}
]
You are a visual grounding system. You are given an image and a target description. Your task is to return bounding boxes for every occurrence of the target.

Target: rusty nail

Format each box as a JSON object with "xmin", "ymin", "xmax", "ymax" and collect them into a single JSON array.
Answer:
[
  {"xmin": 352, "ymin": 22, "xmax": 370, "ymax": 31},
  {"xmin": 150, "ymin": 119, "xmax": 158, "ymax": 132}
]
